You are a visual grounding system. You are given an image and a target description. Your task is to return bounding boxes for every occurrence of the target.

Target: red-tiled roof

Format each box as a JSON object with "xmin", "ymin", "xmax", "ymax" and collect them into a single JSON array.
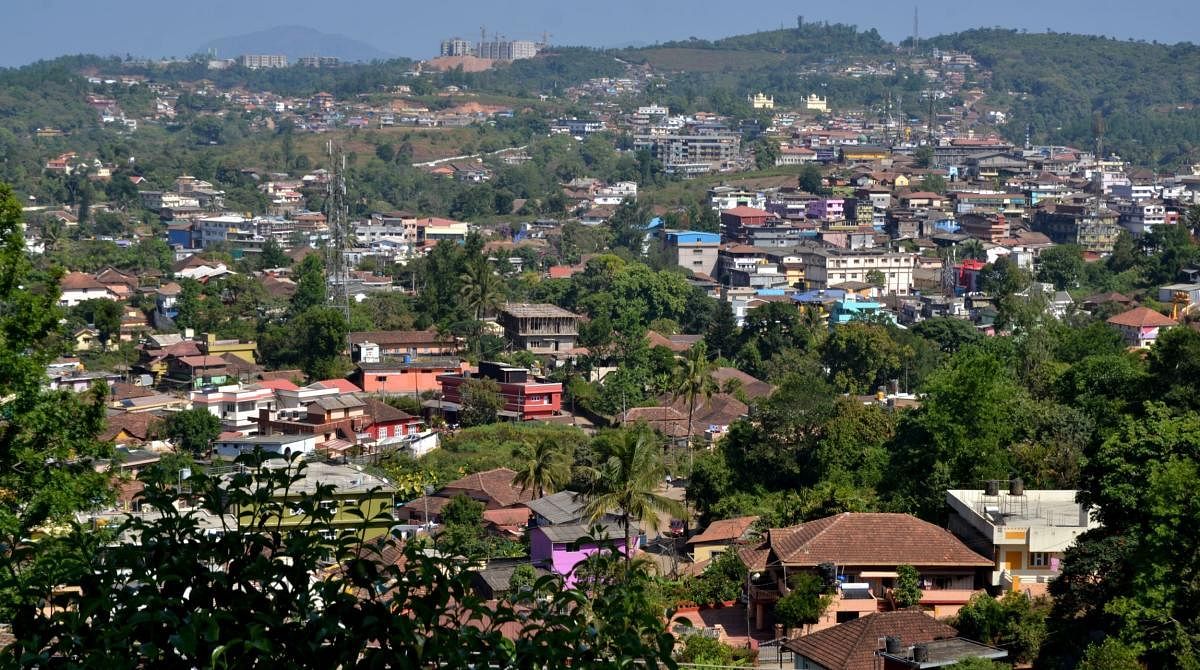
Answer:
[
  {"xmin": 60, "ymin": 272, "xmax": 108, "ymax": 291},
  {"xmin": 721, "ymin": 206, "xmax": 771, "ymax": 218},
  {"xmin": 176, "ymin": 355, "xmax": 226, "ymax": 368},
  {"xmin": 711, "ymin": 367, "xmax": 775, "ymax": 400},
  {"xmin": 441, "ymin": 468, "xmax": 533, "ymax": 508},
  {"xmin": 1106, "ymin": 306, "xmax": 1177, "ymax": 328},
  {"xmin": 99, "ymin": 411, "xmax": 163, "ymax": 443},
  {"xmin": 782, "ymin": 611, "xmax": 959, "ymax": 670},
  {"xmin": 760, "ymin": 513, "xmax": 992, "ymax": 568},
  {"xmin": 689, "ymin": 516, "xmax": 759, "ymax": 545},
  {"xmin": 310, "ymin": 379, "xmax": 363, "ymax": 394},
  {"xmin": 254, "ymin": 379, "xmax": 301, "ymax": 391}
]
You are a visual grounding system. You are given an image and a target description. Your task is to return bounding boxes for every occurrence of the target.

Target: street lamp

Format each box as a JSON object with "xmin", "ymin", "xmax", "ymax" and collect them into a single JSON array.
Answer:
[{"xmin": 745, "ymin": 570, "xmax": 762, "ymax": 646}]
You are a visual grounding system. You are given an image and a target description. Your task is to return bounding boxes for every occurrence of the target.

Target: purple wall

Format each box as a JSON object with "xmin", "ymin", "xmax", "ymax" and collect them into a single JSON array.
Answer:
[{"xmin": 530, "ymin": 527, "xmax": 631, "ymax": 588}]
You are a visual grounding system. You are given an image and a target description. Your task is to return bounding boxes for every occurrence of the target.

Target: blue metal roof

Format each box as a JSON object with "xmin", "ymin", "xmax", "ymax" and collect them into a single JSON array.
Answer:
[{"xmin": 665, "ymin": 230, "xmax": 720, "ymax": 244}]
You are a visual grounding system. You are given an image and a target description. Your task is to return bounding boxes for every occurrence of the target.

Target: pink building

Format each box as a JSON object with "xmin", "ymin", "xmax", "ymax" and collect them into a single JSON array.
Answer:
[
  {"xmin": 806, "ymin": 198, "xmax": 845, "ymax": 220},
  {"xmin": 1106, "ymin": 306, "xmax": 1177, "ymax": 348},
  {"xmin": 437, "ymin": 361, "xmax": 562, "ymax": 421},
  {"xmin": 526, "ymin": 491, "xmax": 631, "ymax": 587}
]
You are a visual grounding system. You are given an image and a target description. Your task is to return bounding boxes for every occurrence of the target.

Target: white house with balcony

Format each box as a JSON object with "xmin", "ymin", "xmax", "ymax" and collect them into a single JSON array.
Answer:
[
  {"xmin": 946, "ymin": 487, "xmax": 1100, "ymax": 596},
  {"xmin": 190, "ymin": 384, "xmax": 277, "ymax": 435}
]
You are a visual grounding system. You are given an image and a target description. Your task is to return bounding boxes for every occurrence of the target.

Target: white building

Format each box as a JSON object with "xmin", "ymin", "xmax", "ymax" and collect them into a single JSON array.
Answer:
[
  {"xmin": 213, "ymin": 434, "xmax": 316, "ymax": 460},
  {"xmin": 946, "ymin": 488, "xmax": 1100, "ymax": 593},
  {"xmin": 798, "ymin": 246, "xmax": 918, "ymax": 296},
  {"xmin": 1117, "ymin": 200, "xmax": 1166, "ymax": 236},
  {"xmin": 59, "ymin": 272, "xmax": 118, "ymax": 308},
  {"xmin": 191, "ymin": 384, "xmax": 277, "ymax": 434}
]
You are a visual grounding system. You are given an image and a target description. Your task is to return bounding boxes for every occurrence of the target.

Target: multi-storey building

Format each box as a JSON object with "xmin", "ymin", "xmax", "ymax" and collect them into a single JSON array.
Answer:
[
  {"xmin": 238, "ymin": 54, "xmax": 288, "ymax": 69},
  {"xmin": 498, "ymin": 304, "xmax": 581, "ymax": 354},
  {"xmin": 1117, "ymin": 200, "xmax": 1166, "ymax": 236},
  {"xmin": 191, "ymin": 383, "xmax": 277, "ymax": 435},
  {"xmin": 662, "ymin": 230, "xmax": 720, "ymax": 277},
  {"xmin": 1033, "ymin": 203, "xmax": 1122, "ymax": 253},
  {"xmin": 798, "ymin": 245, "xmax": 918, "ymax": 296},
  {"xmin": 437, "ymin": 361, "xmax": 563, "ymax": 422},
  {"xmin": 634, "ymin": 131, "xmax": 741, "ymax": 176},
  {"xmin": 947, "ymin": 488, "xmax": 1100, "ymax": 594},
  {"xmin": 439, "ymin": 38, "xmax": 475, "ymax": 57}
]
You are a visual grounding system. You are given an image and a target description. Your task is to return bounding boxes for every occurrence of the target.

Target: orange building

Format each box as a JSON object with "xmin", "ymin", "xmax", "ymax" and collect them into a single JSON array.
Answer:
[{"xmin": 351, "ymin": 358, "xmax": 469, "ymax": 396}]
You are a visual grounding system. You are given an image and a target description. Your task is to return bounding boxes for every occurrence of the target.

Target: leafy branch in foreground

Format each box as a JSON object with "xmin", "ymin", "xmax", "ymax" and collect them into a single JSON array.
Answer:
[{"xmin": 4, "ymin": 454, "xmax": 677, "ymax": 669}]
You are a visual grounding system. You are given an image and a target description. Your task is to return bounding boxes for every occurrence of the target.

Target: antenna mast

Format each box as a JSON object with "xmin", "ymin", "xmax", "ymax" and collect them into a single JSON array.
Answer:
[
  {"xmin": 325, "ymin": 141, "xmax": 352, "ymax": 336},
  {"xmin": 912, "ymin": 6, "xmax": 919, "ymax": 56}
]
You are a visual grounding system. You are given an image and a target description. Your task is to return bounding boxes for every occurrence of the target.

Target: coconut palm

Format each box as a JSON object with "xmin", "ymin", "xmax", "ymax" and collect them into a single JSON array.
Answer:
[
  {"xmin": 671, "ymin": 341, "xmax": 718, "ymax": 472},
  {"xmin": 458, "ymin": 258, "xmax": 504, "ymax": 321},
  {"xmin": 579, "ymin": 428, "xmax": 684, "ymax": 568},
  {"xmin": 958, "ymin": 238, "xmax": 988, "ymax": 262},
  {"xmin": 511, "ymin": 437, "xmax": 572, "ymax": 499}
]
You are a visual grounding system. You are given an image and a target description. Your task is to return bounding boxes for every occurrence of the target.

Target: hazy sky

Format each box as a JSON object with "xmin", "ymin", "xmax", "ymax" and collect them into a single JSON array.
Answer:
[{"xmin": 4, "ymin": 0, "xmax": 1198, "ymax": 66}]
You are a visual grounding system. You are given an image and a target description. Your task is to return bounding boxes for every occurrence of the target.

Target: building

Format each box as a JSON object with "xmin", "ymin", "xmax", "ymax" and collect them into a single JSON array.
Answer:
[
  {"xmin": 749, "ymin": 92, "xmax": 775, "ymax": 109},
  {"xmin": 526, "ymin": 491, "xmax": 629, "ymax": 587},
  {"xmin": 662, "ymin": 230, "xmax": 720, "ymax": 276},
  {"xmin": 239, "ymin": 54, "xmax": 288, "ymax": 69},
  {"xmin": 803, "ymin": 94, "xmax": 828, "ymax": 112},
  {"xmin": 783, "ymin": 611, "xmax": 1006, "ymax": 670},
  {"xmin": 687, "ymin": 515, "xmax": 759, "ymax": 564},
  {"xmin": 213, "ymin": 433, "xmax": 316, "ymax": 460},
  {"xmin": 740, "ymin": 513, "xmax": 992, "ymax": 633},
  {"xmin": 798, "ymin": 246, "xmax": 917, "ymax": 296},
  {"xmin": 498, "ymin": 304, "xmax": 581, "ymax": 354},
  {"xmin": 1106, "ymin": 306, "xmax": 1177, "ymax": 348},
  {"xmin": 1032, "ymin": 203, "xmax": 1122, "ymax": 253},
  {"xmin": 59, "ymin": 272, "xmax": 117, "ymax": 307},
  {"xmin": 437, "ymin": 361, "xmax": 563, "ymax": 422},
  {"xmin": 439, "ymin": 38, "xmax": 475, "ymax": 57},
  {"xmin": 1117, "ymin": 200, "xmax": 1167, "ymax": 236},
  {"xmin": 633, "ymin": 131, "xmax": 741, "ymax": 176},
  {"xmin": 351, "ymin": 358, "xmax": 468, "ymax": 396},
  {"xmin": 190, "ymin": 383, "xmax": 277, "ymax": 434},
  {"xmin": 297, "ymin": 56, "xmax": 340, "ymax": 68},
  {"xmin": 720, "ymin": 206, "xmax": 772, "ymax": 240},
  {"xmin": 229, "ymin": 461, "xmax": 395, "ymax": 539},
  {"xmin": 349, "ymin": 330, "xmax": 458, "ymax": 360},
  {"xmin": 476, "ymin": 39, "xmax": 540, "ymax": 61},
  {"xmin": 946, "ymin": 487, "xmax": 1100, "ymax": 595},
  {"xmin": 257, "ymin": 395, "xmax": 368, "ymax": 454}
]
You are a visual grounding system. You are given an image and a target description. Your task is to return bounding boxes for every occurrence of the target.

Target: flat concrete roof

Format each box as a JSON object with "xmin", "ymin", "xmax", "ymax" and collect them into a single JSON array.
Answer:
[{"xmin": 946, "ymin": 489, "xmax": 1094, "ymax": 529}]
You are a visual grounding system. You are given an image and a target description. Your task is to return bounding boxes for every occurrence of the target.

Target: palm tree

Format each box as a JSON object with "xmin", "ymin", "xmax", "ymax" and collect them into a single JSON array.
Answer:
[
  {"xmin": 579, "ymin": 428, "xmax": 685, "ymax": 568},
  {"xmin": 671, "ymin": 341, "xmax": 718, "ymax": 475},
  {"xmin": 958, "ymin": 238, "xmax": 987, "ymax": 262},
  {"xmin": 511, "ymin": 437, "xmax": 571, "ymax": 500},
  {"xmin": 458, "ymin": 258, "xmax": 504, "ymax": 321}
]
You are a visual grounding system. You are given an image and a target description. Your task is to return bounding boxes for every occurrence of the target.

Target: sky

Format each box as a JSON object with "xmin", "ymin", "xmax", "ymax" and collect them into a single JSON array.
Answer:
[{"xmin": 4, "ymin": 0, "xmax": 1199, "ymax": 67}]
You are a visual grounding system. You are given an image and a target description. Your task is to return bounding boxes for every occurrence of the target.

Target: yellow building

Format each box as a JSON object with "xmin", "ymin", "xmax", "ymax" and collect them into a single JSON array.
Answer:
[
  {"xmin": 203, "ymin": 333, "xmax": 258, "ymax": 364},
  {"xmin": 749, "ymin": 92, "xmax": 775, "ymax": 110},
  {"xmin": 236, "ymin": 461, "xmax": 397, "ymax": 540},
  {"xmin": 687, "ymin": 515, "xmax": 758, "ymax": 564},
  {"xmin": 804, "ymin": 94, "xmax": 828, "ymax": 112}
]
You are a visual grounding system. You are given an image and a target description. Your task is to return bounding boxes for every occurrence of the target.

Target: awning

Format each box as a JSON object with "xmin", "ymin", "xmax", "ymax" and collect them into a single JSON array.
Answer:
[{"xmin": 320, "ymin": 439, "xmax": 354, "ymax": 454}]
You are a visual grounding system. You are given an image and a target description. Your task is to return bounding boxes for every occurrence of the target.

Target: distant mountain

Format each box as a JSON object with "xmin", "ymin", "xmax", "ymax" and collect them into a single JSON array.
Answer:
[{"xmin": 196, "ymin": 25, "xmax": 393, "ymax": 63}]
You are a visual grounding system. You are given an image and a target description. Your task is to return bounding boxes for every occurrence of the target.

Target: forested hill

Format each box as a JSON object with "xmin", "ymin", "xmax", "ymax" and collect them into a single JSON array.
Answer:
[
  {"xmin": 651, "ymin": 21, "xmax": 891, "ymax": 57},
  {"xmin": 926, "ymin": 28, "xmax": 1200, "ymax": 166}
]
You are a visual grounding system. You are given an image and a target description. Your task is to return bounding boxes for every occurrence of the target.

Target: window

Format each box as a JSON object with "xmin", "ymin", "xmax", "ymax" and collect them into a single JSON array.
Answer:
[
  {"xmin": 376, "ymin": 376, "xmax": 387, "ymax": 383},
  {"xmin": 1031, "ymin": 552, "xmax": 1049, "ymax": 567}
]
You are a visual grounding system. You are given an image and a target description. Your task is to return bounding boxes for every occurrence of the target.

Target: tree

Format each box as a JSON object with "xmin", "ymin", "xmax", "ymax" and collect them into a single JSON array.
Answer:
[
  {"xmin": 912, "ymin": 317, "xmax": 982, "ymax": 354},
  {"xmin": 822, "ymin": 322, "xmax": 908, "ymax": 394},
  {"xmin": 75, "ymin": 298, "xmax": 123, "ymax": 347},
  {"xmin": 458, "ymin": 257, "xmax": 504, "ymax": 321},
  {"xmin": 866, "ymin": 269, "xmax": 886, "ymax": 287},
  {"xmin": 581, "ymin": 428, "xmax": 685, "ymax": 567},
  {"xmin": 438, "ymin": 493, "xmax": 489, "ymax": 559},
  {"xmin": 671, "ymin": 341, "xmax": 718, "ymax": 482},
  {"xmin": 259, "ymin": 237, "xmax": 290, "ymax": 270},
  {"xmin": 923, "ymin": 172, "xmax": 948, "ymax": 194},
  {"xmin": 894, "ymin": 564, "xmax": 923, "ymax": 608},
  {"xmin": 164, "ymin": 408, "xmax": 221, "ymax": 456},
  {"xmin": 798, "ymin": 163, "xmax": 824, "ymax": 194},
  {"xmin": 1036, "ymin": 244, "xmax": 1084, "ymax": 290},
  {"xmin": 292, "ymin": 307, "xmax": 348, "ymax": 380},
  {"xmin": 1077, "ymin": 638, "xmax": 1142, "ymax": 670},
  {"xmin": 511, "ymin": 437, "xmax": 572, "ymax": 499},
  {"xmin": 0, "ymin": 182, "xmax": 112, "ymax": 620},
  {"xmin": 704, "ymin": 300, "xmax": 739, "ymax": 359},
  {"xmin": 508, "ymin": 563, "xmax": 537, "ymax": 593},
  {"xmin": 773, "ymin": 573, "xmax": 832, "ymax": 635},
  {"xmin": 754, "ymin": 139, "xmax": 779, "ymax": 169},
  {"xmin": 290, "ymin": 253, "xmax": 327, "ymax": 315},
  {"xmin": 3, "ymin": 458, "xmax": 678, "ymax": 667},
  {"xmin": 677, "ymin": 633, "xmax": 746, "ymax": 667},
  {"xmin": 460, "ymin": 377, "xmax": 503, "ymax": 427}
]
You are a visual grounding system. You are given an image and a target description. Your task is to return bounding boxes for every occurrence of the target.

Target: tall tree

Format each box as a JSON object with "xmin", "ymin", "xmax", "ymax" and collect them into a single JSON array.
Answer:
[
  {"xmin": 511, "ymin": 437, "xmax": 572, "ymax": 499},
  {"xmin": 290, "ymin": 254, "xmax": 327, "ymax": 315},
  {"xmin": 0, "ymin": 182, "xmax": 112, "ymax": 620},
  {"xmin": 671, "ymin": 341, "xmax": 718, "ymax": 477},
  {"xmin": 458, "ymin": 258, "xmax": 504, "ymax": 321},
  {"xmin": 164, "ymin": 408, "xmax": 222, "ymax": 456},
  {"xmin": 581, "ymin": 428, "xmax": 684, "ymax": 567}
]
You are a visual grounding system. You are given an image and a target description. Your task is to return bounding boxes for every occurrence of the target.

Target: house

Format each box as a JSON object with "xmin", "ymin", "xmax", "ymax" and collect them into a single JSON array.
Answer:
[
  {"xmin": 740, "ymin": 513, "xmax": 992, "ymax": 633},
  {"xmin": 662, "ymin": 230, "xmax": 720, "ymax": 277},
  {"xmin": 166, "ymin": 355, "xmax": 229, "ymax": 388},
  {"xmin": 349, "ymin": 330, "xmax": 458, "ymax": 359},
  {"xmin": 359, "ymin": 398, "xmax": 428, "ymax": 454},
  {"xmin": 172, "ymin": 255, "xmax": 231, "ymax": 281},
  {"xmin": 439, "ymin": 467, "xmax": 535, "ymax": 510},
  {"xmin": 688, "ymin": 515, "xmax": 759, "ymax": 563},
  {"xmin": 213, "ymin": 433, "xmax": 317, "ymax": 460},
  {"xmin": 946, "ymin": 487, "xmax": 1100, "ymax": 596},
  {"xmin": 351, "ymin": 358, "xmax": 468, "ymax": 396},
  {"xmin": 525, "ymin": 491, "xmax": 629, "ymax": 586},
  {"xmin": 783, "ymin": 610, "xmax": 1006, "ymax": 670},
  {"xmin": 190, "ymin": 383, "xmax": 277, "ymax": 434},
  {"xmin": 437, "ymin": 361, "xmax": 564, "ymax": 422},
  {"xmin": 229, "ymin": 461, "xmax": 396, "ymax": 540},
  {"xmin": 1106, "ymin": 306, "xmax": 1177, "ymax": 348},
  {"xmin": 257, "ymin": 394, "xmax": 368, "ymax": 454},
  {"xmin": 498, "ymin": 304, "xmax": 582, "ymax": 354},
  {"xmin": 646, "ymin": 330, "xmax": 703, "ymax": 354},
  {"xmin": 59, "ymin": 272, "xmax": 117, "ymax": 307},
  {"xmin": 620, "ymin": 406, "xmax": 691, "ymax": 445},
  {"xmin": 99, "ymin": 411, "xmax": 163, "ymax": 446},
  {"xmin": 1080, "ymin": 291, "xmax": 1133, "ymax": 312}
]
